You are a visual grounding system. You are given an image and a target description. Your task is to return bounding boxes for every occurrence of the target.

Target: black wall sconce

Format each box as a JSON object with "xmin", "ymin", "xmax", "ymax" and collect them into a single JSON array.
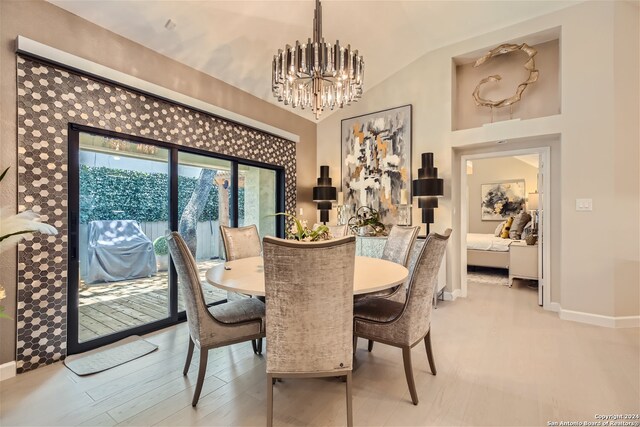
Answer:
[
  {"xmin": 412, "ymin": 153, "xmax": 443, "ymax": 235},
  {"xmin": 312, "ymin": 165, "xmax": 337, "ymax": 224}
]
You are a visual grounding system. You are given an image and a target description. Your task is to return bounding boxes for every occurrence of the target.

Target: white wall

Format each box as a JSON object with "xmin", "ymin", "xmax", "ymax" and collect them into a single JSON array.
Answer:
[
  {"xmin": 467, "ymin": 156, "xmax": 538, "ymax": 234},
  {"xmin": 317, "ymin": 1, "xmax": 639, "ymax": 320}
]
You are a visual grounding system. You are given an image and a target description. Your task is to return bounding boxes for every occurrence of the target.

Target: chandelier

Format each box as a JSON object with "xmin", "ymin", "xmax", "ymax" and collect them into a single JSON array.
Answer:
[{"xmin": 271, "ymin": 0, "xmax": 364, "ymax": 120}]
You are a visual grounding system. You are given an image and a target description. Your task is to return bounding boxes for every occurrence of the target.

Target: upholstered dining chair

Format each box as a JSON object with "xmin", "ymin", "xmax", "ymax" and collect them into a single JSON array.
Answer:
[
  {"xmin": 263, "ymin": 235, "xmax": 356, "ymax": 427},
  {"xmin": 220, "ymin": 224, "xmax": 262, "ymax": 261},
  {"xmin": 357, "ymin": 225, "xmax": 419, "ymax": 352},
  {"xmin": 328, "ymin": 224, "xmax": 350, "ymax": 238},
  {"xmin": 353, "ymin": 229, "xmax": 451, "ymax": 406},
  {"xmin": 220, "ymin": 224, "xmax": 264, "ymax": 354},
  {"xmin": 166, "ymin": 231, "xmax": 265, "ymax": 407}
]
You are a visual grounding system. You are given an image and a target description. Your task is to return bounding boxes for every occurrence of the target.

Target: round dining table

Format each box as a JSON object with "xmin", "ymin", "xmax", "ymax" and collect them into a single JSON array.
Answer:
[{"xmin": 205, "ymin": 256, "xmax": 408, "ymax": 297}]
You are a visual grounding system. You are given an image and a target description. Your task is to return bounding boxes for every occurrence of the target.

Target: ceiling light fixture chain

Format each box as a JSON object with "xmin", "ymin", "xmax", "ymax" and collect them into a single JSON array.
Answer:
[{"xmin": 271, "ymin": 0, "xmax": 364, "ymax": 120}]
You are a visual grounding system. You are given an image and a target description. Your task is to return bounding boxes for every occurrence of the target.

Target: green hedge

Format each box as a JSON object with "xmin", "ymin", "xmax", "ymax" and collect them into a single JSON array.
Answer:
[{"xmin": 79, "ymin": 165, "xmax": 244, "ymax": 224}]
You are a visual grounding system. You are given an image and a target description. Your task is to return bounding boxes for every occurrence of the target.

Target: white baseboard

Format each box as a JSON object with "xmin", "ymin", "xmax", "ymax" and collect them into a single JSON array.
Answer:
[
  {"xmin": 546, "ymin": 302, "xmax": 561, "ymax": 313},
  {"xmin": 0, "ymin": 361, "xmax": 17, "ymax": 381},
  {"xmin": 443, "ymin": 289, "xmax": 462, "ymax": 301},
  {"xmin": 613, "ymin": 316, "xmax": 640, "ymax": 328},
  {"xmin": 559, "ymin": 309, "xmax": 640, "ymax": 328}
]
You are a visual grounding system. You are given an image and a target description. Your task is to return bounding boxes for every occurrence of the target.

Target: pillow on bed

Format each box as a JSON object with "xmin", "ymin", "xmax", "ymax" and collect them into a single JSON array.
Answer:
[
  {"xmin": 522, "ymin": 221, "xmax": 534, "ymax": 239},
  {"xmin": 494, "ymin": 221, "xmax": 506, "ymax": 237},
  {"xmin": 509, "ymin": 211, "xmax": 532, "ymax": 240},
  {"xmin": 500, "ymin": 217, "xmax": 514, "ymax": 238}
]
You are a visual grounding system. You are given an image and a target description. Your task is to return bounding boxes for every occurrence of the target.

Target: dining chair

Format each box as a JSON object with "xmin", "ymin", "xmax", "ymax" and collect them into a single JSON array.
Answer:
[
  {"xmin": 263, "ymin": 235, "xmax": 356, "ymax": 427},
  {"xmin": 166, "ymin": 231, "xmax": 266, "ymax": 407},
  {"xmin": 220, "ymin": 224, "xmax": 264, "ymax": 354},
  {"xmin": 353, "ymin": 229, "xmax": 451, "ymax": 405},
  {"xmin": 220, "ymin": 224, "xmax": 262, "ymax": 261},
  {"xmin": 357, "ymin": 225, "xmax": 419, "ymax": 352},
  {"xmin": 329, "ymin": 224, "xmax": 350, "ymax": 238}
]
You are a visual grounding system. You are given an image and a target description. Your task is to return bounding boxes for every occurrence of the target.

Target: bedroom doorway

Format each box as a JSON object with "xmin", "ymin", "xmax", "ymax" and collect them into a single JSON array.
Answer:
[{"xmin": 459, "ymin": 146, "xmax": 551, "ymax": 308}]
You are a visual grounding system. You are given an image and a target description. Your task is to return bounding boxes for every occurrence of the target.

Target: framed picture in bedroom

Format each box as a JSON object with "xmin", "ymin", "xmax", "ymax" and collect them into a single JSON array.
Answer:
[
  {"xmin": 341, "ymin": 104, "xmax": 412, "ymax": 225},
  {"xmin": 481, "ymin": 180, "xmax": 526, "ymax": 220}
]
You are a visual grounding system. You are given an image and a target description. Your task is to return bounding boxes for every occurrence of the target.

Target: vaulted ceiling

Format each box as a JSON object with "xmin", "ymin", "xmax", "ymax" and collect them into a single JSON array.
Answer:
[{"xmin": 49, "ymin": 0, "xmax": 578, "ymax": 122}]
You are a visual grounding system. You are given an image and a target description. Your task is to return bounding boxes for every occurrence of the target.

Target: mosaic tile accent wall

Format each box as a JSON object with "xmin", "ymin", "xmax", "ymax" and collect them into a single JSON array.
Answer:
[{"xmin": 16, "ymin": 55, "xmax": 297, "ymax": 373}]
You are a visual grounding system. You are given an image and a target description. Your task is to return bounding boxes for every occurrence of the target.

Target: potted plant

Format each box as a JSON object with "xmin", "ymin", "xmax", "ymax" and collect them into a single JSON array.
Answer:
[
  {"xmin": 274, "ymin": 213, "xmax": 331, "ymax": 241},
  {"xmin": 347, "ymin": 206, "xmax": 387, "ymax": 237},
  {"xmin": 153, "ymin": 236, "xmax": 170, "ymax": 271}
]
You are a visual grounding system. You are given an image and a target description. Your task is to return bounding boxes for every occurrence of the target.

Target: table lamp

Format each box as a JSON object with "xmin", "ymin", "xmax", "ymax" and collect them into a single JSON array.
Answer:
[
  {"xmin": 412, "ymin": 153, "xmax": 443, "ymax": 235},
  {"xmin": 312, "ymin": 165, "xmax": 337, "ymax": 224}
]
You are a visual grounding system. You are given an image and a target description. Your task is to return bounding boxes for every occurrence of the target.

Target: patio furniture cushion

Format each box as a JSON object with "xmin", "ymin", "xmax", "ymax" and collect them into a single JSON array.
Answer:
[{"xmin": 209, "ymin": 298, "xmax": 265, "ymax": 329}]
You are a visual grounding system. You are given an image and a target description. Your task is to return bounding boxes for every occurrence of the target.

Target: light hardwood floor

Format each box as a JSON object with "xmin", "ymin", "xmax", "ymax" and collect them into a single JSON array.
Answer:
[{"xmin": 1, "ymin": 279, "xmax": 638, "ymax": 426}]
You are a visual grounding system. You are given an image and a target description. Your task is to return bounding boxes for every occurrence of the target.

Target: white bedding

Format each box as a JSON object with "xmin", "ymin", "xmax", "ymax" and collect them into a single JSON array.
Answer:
[{"xmin": 467, "ymin": 233, "xmax": 513, "ymax": 252}]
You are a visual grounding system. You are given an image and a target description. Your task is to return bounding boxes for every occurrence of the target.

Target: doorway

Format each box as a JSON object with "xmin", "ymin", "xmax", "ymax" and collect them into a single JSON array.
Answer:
[{"xmin": 459, "ymin": 146, "xmax": 551, "ymax": 308}]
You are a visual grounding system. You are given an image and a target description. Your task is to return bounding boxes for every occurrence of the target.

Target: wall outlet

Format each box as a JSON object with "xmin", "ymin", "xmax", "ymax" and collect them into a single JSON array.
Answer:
[{"xmin": 576, "ymin": 198, "xmax": 593, "ymax": 211}]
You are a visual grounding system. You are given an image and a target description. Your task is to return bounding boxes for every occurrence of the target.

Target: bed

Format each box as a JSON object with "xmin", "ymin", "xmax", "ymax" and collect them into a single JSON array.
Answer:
[{"xmin": 466, "ymin": 233, "xmax": 513, "ymax": 269}]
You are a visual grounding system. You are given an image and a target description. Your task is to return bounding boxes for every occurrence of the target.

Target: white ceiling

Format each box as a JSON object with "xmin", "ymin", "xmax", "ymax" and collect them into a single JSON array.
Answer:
[
  {"xmin": 48, "ymin": 0, "xmax": 578, "ymax": 122},
  {"xmin": 514, "ymin": 154, "xmax": 540, "ymax": 169}
]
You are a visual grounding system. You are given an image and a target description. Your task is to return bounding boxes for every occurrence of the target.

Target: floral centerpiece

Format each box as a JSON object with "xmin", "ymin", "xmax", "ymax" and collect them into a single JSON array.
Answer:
[
  {"xmin": 347, "ymin": 206, "xmax": 387, "ymax": 237},
  {"xmin": 275, "ymin": 213, "xmax": 331, "ymax": 242},
  {"xmin": 0, "ymin": 167, "xmax": 58, "ymax": 319}
]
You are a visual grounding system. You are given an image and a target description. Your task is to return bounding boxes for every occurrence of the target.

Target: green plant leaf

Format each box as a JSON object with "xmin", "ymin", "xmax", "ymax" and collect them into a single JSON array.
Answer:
[
  {"xmin": 0, "ymin": 306, "xmax": 12, "ymax": 320},
  {"xmin": 309, "ymin": 224, "xmax": 329, "ymax": 240},
  {"xmin": 270, "ymin": 212, "xmax": 307, "ymax": 240}
]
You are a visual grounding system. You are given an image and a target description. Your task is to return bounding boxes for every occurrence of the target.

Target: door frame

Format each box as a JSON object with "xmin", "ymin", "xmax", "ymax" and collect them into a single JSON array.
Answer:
[
  {"xmin": 459, "ymin": 146, "xmax": 551, "ymax": 309},
  {"xmin": 67, "ymin": 124, "xmax": 285, "ymax": 354}
]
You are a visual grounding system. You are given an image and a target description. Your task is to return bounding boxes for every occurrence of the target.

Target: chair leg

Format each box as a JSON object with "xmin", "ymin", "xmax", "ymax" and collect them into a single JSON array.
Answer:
[
  {"xmin": 267, "ymin": 373, "xmax": 274, "ymax": 427},
  {"xmin": 367, "ymin": 340, "xmax": 374, "ymax": 352},
  {"xmin": 353, "ymin": 335, "xmax": 358, "ymax": 356},
  {"xmin": 402, "ymin": 346, "xmax": 419, "ymax": 405},
  {"xmin": 192, "ymin": 348, "xmax": 208, "ymax": 407},
  {"xmin": 424, "ymin": 330, "xmax": 437, "ymax": 375},
  {"xmin": 346, "ymin": 371, "xmax": 353, "ymax": 427},
  {"xmin": 183, "ymin": 337, "xmax": 194, "ymax": 376},
  {"xmin": 251, "ymin": 338, "xmax": 263, "ymax": 355}
]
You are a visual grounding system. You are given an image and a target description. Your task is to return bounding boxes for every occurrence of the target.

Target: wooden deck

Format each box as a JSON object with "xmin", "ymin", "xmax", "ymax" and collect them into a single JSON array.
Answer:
[{"xmin": 78, "ymin": 260, "xmax": 226, "ymax": 342}]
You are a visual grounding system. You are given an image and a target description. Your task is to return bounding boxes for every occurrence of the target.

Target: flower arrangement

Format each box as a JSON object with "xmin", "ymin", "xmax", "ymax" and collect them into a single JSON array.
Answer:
[
  {"xmin": 347, "ymin": 206, "xmax": 387, "ymax": 237},
  {"xmin": 0, "ymin": 167, "xmax": 58, "ymax": 319},
  {"xmin": 275, "ymin": 213, "xmax": 331, "ymax": 242}
]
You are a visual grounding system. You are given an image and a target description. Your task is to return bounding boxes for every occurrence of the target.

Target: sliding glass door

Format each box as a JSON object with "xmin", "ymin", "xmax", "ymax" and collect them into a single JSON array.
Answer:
[
  {"xmin": 68, "ymin": 125, "xmax": 284, "ymax": 354},
  {"xmin": 177, "ymin": 152, "xmax": 232, "ymax": 309},
  {"xmin": 238, "ymin": 164, "xmax": 278, "ymax": 238},
  {"xmin": 74, "ymin": 133, "xmax": 171, "ymax": 344}
]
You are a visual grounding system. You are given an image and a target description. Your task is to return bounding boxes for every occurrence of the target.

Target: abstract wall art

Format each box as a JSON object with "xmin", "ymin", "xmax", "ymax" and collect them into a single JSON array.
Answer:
[
  {"xmin": 481, "ymin": 180, "xmax": 526, "ymax": 220},
  {"xmin": 341, "ymin": 105, "xmax": 412, "ymax": 225}
]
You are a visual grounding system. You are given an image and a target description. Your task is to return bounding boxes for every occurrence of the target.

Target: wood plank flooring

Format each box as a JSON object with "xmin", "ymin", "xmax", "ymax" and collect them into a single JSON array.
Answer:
[
  {"xmin": 1, "ymin": 277, "xmax": 638, "ymax": 426},
  {"xmin": 78, "ymin": 260, "xmax": 226, "ymax": 342}
]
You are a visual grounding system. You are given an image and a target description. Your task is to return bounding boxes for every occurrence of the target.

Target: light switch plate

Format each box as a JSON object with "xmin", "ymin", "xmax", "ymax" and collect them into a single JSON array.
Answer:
[{"xmin": 576, "ymin": 198, "xmax": 593, "ymax": 211}]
